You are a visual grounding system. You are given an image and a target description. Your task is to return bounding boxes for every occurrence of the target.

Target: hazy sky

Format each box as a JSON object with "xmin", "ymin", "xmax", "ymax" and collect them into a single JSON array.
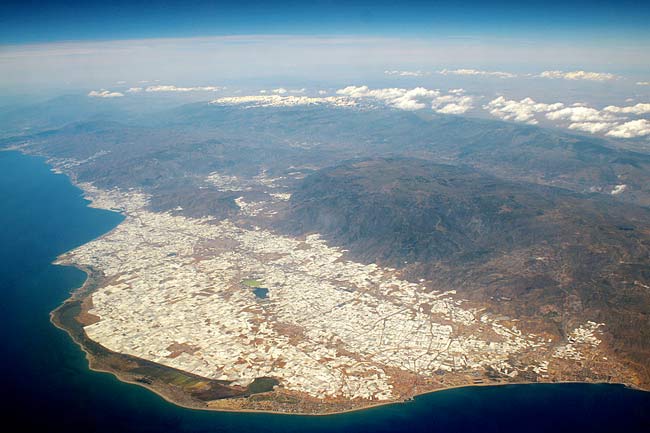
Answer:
[
  {"xmin": 2, "ymin": 1, "xmax": 650, "ymax": 90},
  {"xmin": 1, "ymin": 1, "xmax": 649, "ymax": 140},
  {"xmin": 2, "ymin": 35, "xmax": 649, "ymax": 90}
]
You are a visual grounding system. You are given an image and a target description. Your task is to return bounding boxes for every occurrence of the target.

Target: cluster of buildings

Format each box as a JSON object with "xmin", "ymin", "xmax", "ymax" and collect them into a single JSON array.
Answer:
[
  {"xmin": 56, "ymin": 181, "xmax": 607, "ymax": 402},
  {"xmin": 553, "ymin": 321, "xmax": 605, "ymax": 361}
]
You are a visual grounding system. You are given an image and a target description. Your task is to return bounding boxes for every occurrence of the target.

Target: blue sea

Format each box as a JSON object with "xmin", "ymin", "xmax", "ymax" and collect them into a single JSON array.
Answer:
[{"xmin": 1, "ymin": 150, "xmax": 649, "ymax": 433}]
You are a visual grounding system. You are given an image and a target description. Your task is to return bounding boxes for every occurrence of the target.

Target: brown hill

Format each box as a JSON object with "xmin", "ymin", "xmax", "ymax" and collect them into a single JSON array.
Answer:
[{"xmin": 286, "ymin": 158, "xmax": 650, "ymax": 385}]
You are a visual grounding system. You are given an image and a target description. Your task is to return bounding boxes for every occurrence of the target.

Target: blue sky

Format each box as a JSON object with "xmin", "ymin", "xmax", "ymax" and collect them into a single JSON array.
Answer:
[{"xmin": 2, "ymin": 0, "xmax": 650, "ymax": 44}]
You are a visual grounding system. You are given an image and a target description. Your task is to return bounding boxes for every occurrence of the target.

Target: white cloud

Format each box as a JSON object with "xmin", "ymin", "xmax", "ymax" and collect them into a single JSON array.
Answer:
[
  {"xmin": 336, "ymin": 85, "xmax": 474, "ymax": 114},
  {"xmin": 432, "ymin": 95, "xmax": 474, "ymax": 114},
  {"xmin": 636, "ymin": 81, "xmax": 650, "ymax": 86},
  {"xmin": 318, "ymin": 90, "xmax": 328, "ymax": 95},
  {"xmin": 483, "ymin": 98, "xmax": 648, "ymax": 137},
  {"xmin": 603, "ymin": 103, "xmax": 650, "ymax": 115},
  {"xmin": 145, "ymin": 85, "xmax": 222, "ymax": 92},
  {"xmin": 210, "ymin": 95, "xmax": 355, "ymax": 108},
  {"xmin": 436, "ymin": 102, "xmax": 470, "ymax": 115},
  {"xmin": 611, "ymin": 184, "xmax": 627, "ymax": 195},
  {"xmin": 605, "ymin": 119, "xmax": 650, "ymax": 138},
  {"xmin": 88, "ymin": 89, "xmax": 124, "ymax": 98},
  {"xmin": 438, "ymin": 68, "xmax": 516, "ymax": 79},
  {"xmin": 568, "ymin": 122, "xmax": 615, "ymax": 134},
  {"xmin": 263, "ymin": 87, "xmax": 306, "ymax": 95},
  {"xmin": 482, "ymin": 98, "xmax": 649, "ymax": 138},
  {"xmin": 337, "ymin": 85, "xmax": 386, "ymax": 98},
  {"xmin": 115, "ymin": 80, "xmax": 127, "ymax": 84},
  {"xmin": 394, "ymin": 88, "xmax": 441, "ymax": 110},
  {"xmin": 538, "ymin": 70, "xmax": 616, "ymax": 81},
  {"xmin": 483, "ymin": 96, "xmax": 563, "ymax": 124},
  {"xmin": 384, "ymin": 70, "xmax": 428, "ymax": 77},
  {"xmin": 126, "ymin": 87, "xmax": 143, "ymax": 93},
  {"xmin": 546, "ymin": 106, "xmax": 617, "ymax": 123},
  {"xmin": 337, "ymin": 86, "xmax": 435, "ymax": 110}
]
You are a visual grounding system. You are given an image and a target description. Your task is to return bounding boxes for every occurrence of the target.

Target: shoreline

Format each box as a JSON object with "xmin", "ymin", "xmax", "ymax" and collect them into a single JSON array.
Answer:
[
  {"xmin": 36, "ymin": 150, "xmax": 646, "ymax": 416},
  {"xmin": 49, "ymin": 264, "xmax": 647, "ymax": 417}
]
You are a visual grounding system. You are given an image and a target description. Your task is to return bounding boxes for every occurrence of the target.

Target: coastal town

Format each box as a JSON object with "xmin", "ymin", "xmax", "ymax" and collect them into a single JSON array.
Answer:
[{"xmin": 52, "ymin": 180, "xmax": 624, "ymax": 410}]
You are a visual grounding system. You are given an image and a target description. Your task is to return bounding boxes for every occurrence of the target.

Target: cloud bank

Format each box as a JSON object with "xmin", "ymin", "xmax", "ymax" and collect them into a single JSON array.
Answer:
[
  {"xmin": 210, "ymin": 95, "xmax": 355, "ymax": 108},
  {"xmin": 605, "ymin": 119, "xmax": 650, "ymax": 138},
  {"xmin": 336, "ymin": 85, "xmax": 474, "ymax": 114},
  {"xmin": 603, "ymin": 103, "xmax": 650, "ymax": 115},
  {"xmin": 484, "ymin": 96, "xmax": 563, "ymax": 124},
  {"xmin": 568, "ymin": 122, "xmax": 615, "ymax": 134},
  {"xmin": 484, "ymin": 96, "xmax": 650, "ymax": 138},
  {"xmin": 84, "ymin": 78, "xmax": 649, "ymax": 139},
  {"xmin": 545, "ymin": 106, "xmax": 617, "ymax": 123},
  {"xmin": 538, "ymin": 70, "xmax": 616, "ymax": 81}
]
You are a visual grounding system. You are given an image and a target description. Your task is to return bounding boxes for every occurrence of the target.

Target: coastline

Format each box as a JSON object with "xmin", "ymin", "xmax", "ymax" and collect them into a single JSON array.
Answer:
[
  {"xmin": 35, "ymin": 151, "xmax": 646, "ymax": 416},
  {"xmin": 49, "ymin": 263, "xmax": 646, "ymax": 417}
]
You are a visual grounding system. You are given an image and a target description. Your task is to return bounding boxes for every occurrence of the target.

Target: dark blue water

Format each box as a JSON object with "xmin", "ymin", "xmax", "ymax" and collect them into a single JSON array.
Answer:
[
  {"xmin": 253, "ymin": 287, "xmax": 269, "ymax": 299},
  {"xmin": 1, "ymin": 150, "xmax": 649, "ymax": 433}
]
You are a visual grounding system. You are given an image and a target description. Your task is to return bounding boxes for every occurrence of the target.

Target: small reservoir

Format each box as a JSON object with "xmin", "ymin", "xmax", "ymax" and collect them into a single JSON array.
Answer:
[{"xmin": 253, "ymin": 287, "xmax": 269, "ymax": 299}]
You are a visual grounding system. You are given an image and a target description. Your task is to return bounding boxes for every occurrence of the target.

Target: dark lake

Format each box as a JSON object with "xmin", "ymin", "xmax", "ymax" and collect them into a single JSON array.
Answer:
[{"xmin": 253, "ymin": 287, "xmax": 269, "ymax": 299}]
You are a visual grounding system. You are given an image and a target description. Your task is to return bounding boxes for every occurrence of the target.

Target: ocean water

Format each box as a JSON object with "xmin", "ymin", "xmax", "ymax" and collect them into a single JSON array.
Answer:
[{"xmin": 1, "ymin": 150, "xmax": 649, "ymax": 433}]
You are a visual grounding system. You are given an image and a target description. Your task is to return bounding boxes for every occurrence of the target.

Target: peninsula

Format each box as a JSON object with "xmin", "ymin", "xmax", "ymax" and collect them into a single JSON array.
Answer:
[{"xmin": 4, "ymin": 100, "xmax": 647, "ymax": 415}]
